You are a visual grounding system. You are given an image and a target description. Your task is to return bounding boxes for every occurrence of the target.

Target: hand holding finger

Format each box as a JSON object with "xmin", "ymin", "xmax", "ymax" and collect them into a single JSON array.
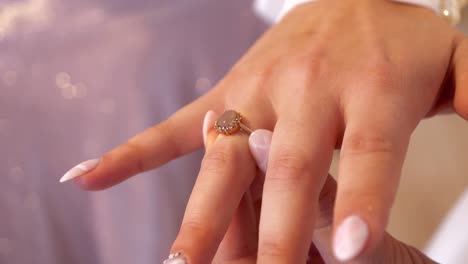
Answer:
[
  {"xmin": 165, "ymin": 110, "xmax": 258, "ymax": 264},
  {"xmin": 249, "ymin": 129, "xmax": 438, "ymax": 264},
  {"xmin": 203, "ymin": 110, "xmax": 258, "ymax": 264}
]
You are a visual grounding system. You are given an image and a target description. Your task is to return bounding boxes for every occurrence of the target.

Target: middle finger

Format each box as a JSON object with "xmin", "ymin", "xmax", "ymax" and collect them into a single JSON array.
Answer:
[{"xmin": 257, "ymin": 101, "xmax": 338, "ymax": 263}]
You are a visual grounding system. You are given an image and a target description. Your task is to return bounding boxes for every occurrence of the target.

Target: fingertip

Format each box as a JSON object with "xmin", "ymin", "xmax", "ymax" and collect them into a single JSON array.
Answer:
[
  {"xmin": 73, "ymin": 169, "xmax": 110, "ymax": 191},
  {"xmin": 333, "ymin": 215, "xmax": 369, "ymax": 261},
  {"xmin": 248, "ymin": 129, "xmax": 273, "ymax": 173},
  {"xmin": 73, "ymin": 173, "xmax": 103, "ymax": 191},
  {"xmin": 332, "ymin": 196, "xmax": 390, "ymax": 263},
  {"xmin": 59, "ymin": 158, "xmax": 100, "ymax": 183},
  {"xmin": 72, "ymin": 150, "xmax": 141, "ymax": 191}
]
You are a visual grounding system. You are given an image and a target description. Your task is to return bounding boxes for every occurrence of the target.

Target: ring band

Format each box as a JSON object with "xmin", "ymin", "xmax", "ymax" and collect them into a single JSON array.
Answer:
[{"xmin": 214, "ymin": 110, "xmax": 252, "ymax": 135}]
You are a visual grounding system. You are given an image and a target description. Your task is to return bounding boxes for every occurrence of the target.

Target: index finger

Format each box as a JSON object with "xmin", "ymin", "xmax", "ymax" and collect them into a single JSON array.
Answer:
[{"xmin": 61, "ymin": 92, "xmax": 219, "ymax": 190}]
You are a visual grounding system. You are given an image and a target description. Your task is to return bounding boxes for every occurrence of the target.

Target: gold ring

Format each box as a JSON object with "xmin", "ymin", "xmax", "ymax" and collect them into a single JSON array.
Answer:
[{"xmin": 214, "ymin": 110, "xmax": 252, "ymax": 135}]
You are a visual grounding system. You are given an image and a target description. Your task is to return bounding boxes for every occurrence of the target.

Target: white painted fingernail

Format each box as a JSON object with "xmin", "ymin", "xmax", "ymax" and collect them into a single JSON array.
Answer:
[
  {"xmin": 60, "ymin": 159, "xmax": 100, "ymax": 183},
  {"xmin": 333, "ymin": 215, "xmax": 369, "ymax": 261},
  {"xmin": 163, "ymin": 252, "xmax": 187, "ymax": 264},
  {"xmin": 248, "ymin": 129, "xmax": 273, "ymax": 173},
  {"xmin": 202, "ymin": 110, "xmax": 216, "ymax": 146}
]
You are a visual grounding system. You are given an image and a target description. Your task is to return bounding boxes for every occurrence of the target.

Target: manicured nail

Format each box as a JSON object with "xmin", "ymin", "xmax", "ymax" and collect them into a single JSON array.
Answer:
[
  {"xmin": 202, "ymin": 110, "xmax": 217, "ymax": 146},
  {"xmin": 333, "ymin": 215, "xmax": 369, "ymax": 261},
  {"xmin": 163, "ymin": 252, "xmax": 187, "ymax": 264},
  {"xmin": 60, "ymin": 159, "xmax": 100, "ymax": 183},
  {"xmin": 248, "ymin": 129, "xmax": 273, "ymax": 173}
]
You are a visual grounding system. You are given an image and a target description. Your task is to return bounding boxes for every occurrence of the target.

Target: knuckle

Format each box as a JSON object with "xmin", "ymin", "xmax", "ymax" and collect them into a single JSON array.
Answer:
[
  {"xmin": 122, "ymin": 141, "xmax": 145, "ymax": 174},
  {"xmin": 224, "ymin": 63, "xmax": 275, "ymax": 102},
  {"xmin": 180, "ymin": 218, "xmax": 216, "ymax": 242},
  {"xmin": 201, "ymin": 149, "xmax": 231, "ymax": 175},
  {"xmin": 288, "ymin": 45, "xmax": 326, "ymax": 82},
  {"xmin": 156, "ymin": 118, "xmax": 181, "ymax": 153},
  {"xmin": 268, "ymin": 151, "xmax": 309, "ymax": 185},
  {"xmin": 254, "ymin": 61, "xmax": 277, "ymax": 86},
  {"xmin": 294, "ymin": 52, "xmax": 322, "ymax": 73},
  {"xmin": 363, "ymin": 58, "xmax": 399, "ymax": 91},
  {"xmin": 343, "ymin": 132, "xmax": 396, "ymax": 156},
  {"xmin": 258, "ymin": 238, "xmax": 290, "ymax": 259},
  {"xmin": 231, "ymin": 59, "xmax": 275, "ymax": 86},
  {"xmin": 201, "ymin": 141, "xmax": 241, "ymax": 175}
]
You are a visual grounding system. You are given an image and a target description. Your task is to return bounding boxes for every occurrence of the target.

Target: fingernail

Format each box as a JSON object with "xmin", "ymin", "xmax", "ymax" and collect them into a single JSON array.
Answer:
[
  {"xmin": 163, "ymin": 252, "xmax": 187, "ymax": 264},
  {"xmin": 60, "ymin": 159, "xmax": 100, "ymax": 183},
  {"xmin": 333, "ymin": 215, "xmax": 369, "ymax": 261},
  {"xmin": 202, "ymin": 110, "xmax": 217, "ymax": 146},
  {"xmin": 248, "ymin": 129, "xmax": 273, "ymax": 173}
]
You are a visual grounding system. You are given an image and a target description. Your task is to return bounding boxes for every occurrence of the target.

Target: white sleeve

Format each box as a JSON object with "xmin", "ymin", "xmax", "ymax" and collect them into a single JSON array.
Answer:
[
  {"xmin": 253, "ymin": 0, "xmax": 285, "ymax": 23},
  {"xmin": 253, "ymin": 0, "xmax": 313, "ymax": 23},
  {"xmin": 254, "ymin": 0, "xmax": 314, "ymax": 24},
  {"xmin": 254, "ymin": 0, "xmax": 448, "ymax": 24},
  {"xmin": 424, "ymin": 189, "xmax": 468, "ymax": 264},
  {"xmin": 277, "ymin": 0, "xmax": 315, "ymax": 20}
]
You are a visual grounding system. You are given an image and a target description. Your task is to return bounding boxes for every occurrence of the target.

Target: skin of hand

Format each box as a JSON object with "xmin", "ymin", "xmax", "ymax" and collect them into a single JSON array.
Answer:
[
  {"xmin": 204, "ymin": 124, "xmax": 437, "ymax": 264},
  {"xmin": 64, "ymin": 0, "xmax": 468, "ymax": 262}
]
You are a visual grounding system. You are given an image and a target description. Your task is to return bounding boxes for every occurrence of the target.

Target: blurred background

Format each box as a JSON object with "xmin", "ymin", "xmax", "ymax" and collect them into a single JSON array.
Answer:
[{"xmin": 0, "ymin": 0, "xmax": 467, "ymax": 263}]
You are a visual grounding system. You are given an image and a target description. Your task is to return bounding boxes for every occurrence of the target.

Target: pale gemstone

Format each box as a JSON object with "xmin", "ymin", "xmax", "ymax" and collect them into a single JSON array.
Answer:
[{"xmin": 217, "ymin": 110, "xmax": 237, "ymax": 126}]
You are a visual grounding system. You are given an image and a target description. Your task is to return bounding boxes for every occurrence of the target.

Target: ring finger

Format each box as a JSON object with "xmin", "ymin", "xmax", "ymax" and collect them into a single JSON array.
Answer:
[{"xmin": 165, "ymin": 109, "xmax": 260, "ymax": 264}]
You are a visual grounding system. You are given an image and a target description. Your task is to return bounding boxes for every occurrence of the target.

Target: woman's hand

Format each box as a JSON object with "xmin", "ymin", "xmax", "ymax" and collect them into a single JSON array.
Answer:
[
  {"xmin": 199, "ymin": 126, "xmax": 437, "ymax": 264},
  {"xmin": 66, "ymin": 0, "xmax": 468, "ymax": 262}
]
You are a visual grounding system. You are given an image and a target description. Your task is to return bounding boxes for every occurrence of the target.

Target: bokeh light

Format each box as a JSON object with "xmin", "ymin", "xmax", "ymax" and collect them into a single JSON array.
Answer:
[
  {"xmin": 195, "ymin": 77, "xmax": 212, "ymax": 93},
  {"xmin": 55, "ymin": 72, "xmax": 88, "ymax": 99},
  {"xmin": 0, "ymin": 0, "xmax": 51, "ymax": 38},
  {"xmin": 55, "ymin": 72, "xmax": 71, "ymax": 89},
  {"xmin": 2, "ymin": 70, "xmax": 18, "ymax": 86}
]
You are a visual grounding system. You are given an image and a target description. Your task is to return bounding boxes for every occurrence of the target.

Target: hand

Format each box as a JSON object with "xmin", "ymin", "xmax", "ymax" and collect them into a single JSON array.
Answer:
[
  {"xmin": 200, "ymin": 126, "xmax": 437, "ymax": 263},
  {"xmin": 67, "ymin": 0, "xmax": 468, "ymax": 262}
]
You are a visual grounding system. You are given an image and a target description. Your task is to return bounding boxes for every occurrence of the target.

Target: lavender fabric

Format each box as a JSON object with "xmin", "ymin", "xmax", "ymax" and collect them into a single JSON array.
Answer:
[{"xmin": 0, "ymin": 1, "xmax": 266, "ymax": 263}]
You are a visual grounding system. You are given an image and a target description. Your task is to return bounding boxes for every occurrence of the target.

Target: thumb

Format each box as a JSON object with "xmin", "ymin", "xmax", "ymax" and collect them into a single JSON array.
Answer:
[{"xmin": 453, "ymin": 36, "xmax": 468, "ymax": 120}]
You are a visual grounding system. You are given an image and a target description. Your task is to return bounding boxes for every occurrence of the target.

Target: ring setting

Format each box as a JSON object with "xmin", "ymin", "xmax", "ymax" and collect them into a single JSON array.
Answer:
[{"xmin": 214, "ymin": 110, "xmax": 252, "ymax": 135}]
